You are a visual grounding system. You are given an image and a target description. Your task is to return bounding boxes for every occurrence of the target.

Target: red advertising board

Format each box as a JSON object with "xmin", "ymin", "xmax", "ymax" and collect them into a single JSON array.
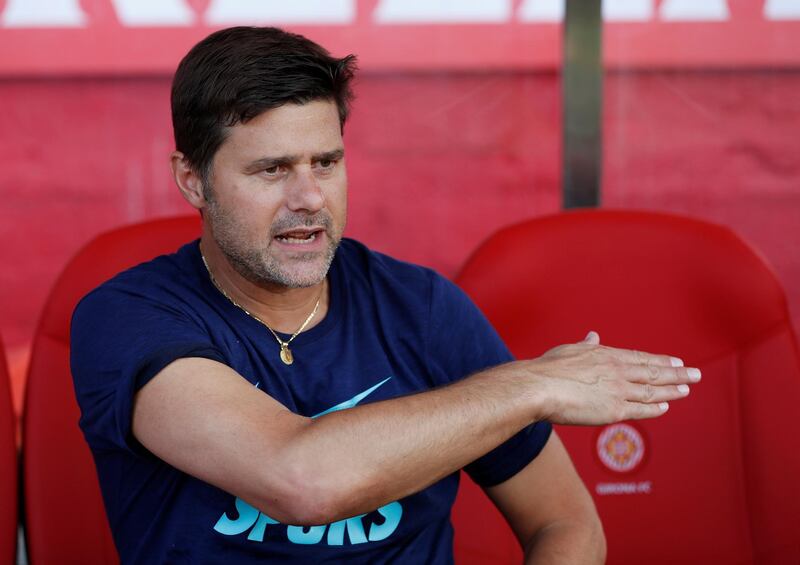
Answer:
[{"xmin": 0, "ymin": 0, "xmax": 799, "ymax": 74}]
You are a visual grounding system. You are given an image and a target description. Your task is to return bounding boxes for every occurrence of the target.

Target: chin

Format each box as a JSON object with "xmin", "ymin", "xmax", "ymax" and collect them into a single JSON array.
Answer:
[
  {"xmin": 259, "ymin": 257, "xmax": 333, "ymax": 289},
  {"xmin": 270, "ymin": 274, "xmax": 326, "ymax": 289}
]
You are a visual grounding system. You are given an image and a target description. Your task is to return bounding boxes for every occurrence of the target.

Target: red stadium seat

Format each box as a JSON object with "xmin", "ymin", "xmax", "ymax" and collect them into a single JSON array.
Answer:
[
  {"xmin": 22, "ymin": 216, "xmax": 201, "ymax": 564},
  {"xmin": 0, "ymin": 338, "xmax": 17, "ymax": 565},
  {"xmin": 454, "ymin": 209, "xmax": 800, "ymax": 565}
]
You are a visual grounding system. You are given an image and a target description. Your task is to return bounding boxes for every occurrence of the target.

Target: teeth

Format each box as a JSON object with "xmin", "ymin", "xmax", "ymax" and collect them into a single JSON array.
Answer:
[{"xmin": 277, "ymin": 232, "xmax": 317, "ymax": 244}]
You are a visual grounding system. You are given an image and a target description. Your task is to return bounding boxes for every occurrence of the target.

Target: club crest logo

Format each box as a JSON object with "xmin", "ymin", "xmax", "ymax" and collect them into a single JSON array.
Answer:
[{"xmin": 596, "ymin": 423, "xmax": 646, "ymax": 473}]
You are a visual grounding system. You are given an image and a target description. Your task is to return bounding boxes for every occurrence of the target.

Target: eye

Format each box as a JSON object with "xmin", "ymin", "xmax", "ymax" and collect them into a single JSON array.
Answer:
[
  {"xmin": 262, "ymin": 165, "xmax": 284, "ymax": 177},
  {"xmin": 318, "ymin": 159, "xmax": 335, "ymax": 170}
]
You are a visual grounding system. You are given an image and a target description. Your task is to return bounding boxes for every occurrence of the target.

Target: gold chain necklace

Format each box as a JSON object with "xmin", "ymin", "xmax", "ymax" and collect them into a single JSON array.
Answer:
[{"xmin": 200, "ymin": 248, "xmax": 322, "ymax": 366}]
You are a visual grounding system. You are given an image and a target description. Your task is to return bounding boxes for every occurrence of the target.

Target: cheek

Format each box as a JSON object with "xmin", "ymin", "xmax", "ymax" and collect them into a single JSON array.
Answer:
[
  {"xmin": 213, "ymin": 198, "xmax": 280, "ymax": 242},
  {"xmin": 326, "ymin": 188, "xmax": 347, "ymax": 229},
  {"xmin": 325, "ymin": 175, "xmax": 348, "ymax": 214},
  {"xmin": 227, "ymin": 185, "xmax": 283, "ymax": 221}
]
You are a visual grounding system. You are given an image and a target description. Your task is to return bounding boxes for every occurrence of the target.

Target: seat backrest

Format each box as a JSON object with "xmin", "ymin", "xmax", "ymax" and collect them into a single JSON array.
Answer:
[
  {"xmin": 455, "ymin": 209, "xmax": 800, "ymax": 565},
  {"xmin": 23, "ymin": 216, "xmax": 201, "ymax": 564},
  {"xmin": 0, "ymin": 339, "xmax": 17, "ymax": 565}
]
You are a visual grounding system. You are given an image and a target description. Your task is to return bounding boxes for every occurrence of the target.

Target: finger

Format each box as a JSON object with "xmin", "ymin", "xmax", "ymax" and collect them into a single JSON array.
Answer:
[
  {"xmin": 626, "ymin": 382, "xmax": 691, "ymax": 404},
  {"xmin": 625, "ymin": 364, "xmax": 702, "ymax": 385},
  {"xmin": 583, "ymin": 331, "xmax": 600, "ymax": 345},
  {"xmin": 623, "ymin": 401, "xmax": 670, "ymax": 420},
  {"xmin": 608, "ymin": 347, "xmax": 684, "ymax": 368}
]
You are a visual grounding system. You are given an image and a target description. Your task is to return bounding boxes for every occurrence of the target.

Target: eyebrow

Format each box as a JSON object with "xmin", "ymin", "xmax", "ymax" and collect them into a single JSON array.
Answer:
[
  {"xmin": 244, "ymin": 149, "xmax": 345, "ymax": 172},
  {"xmin": 315, "ymin": 149, "xmax": 345, "ymax": 162}
]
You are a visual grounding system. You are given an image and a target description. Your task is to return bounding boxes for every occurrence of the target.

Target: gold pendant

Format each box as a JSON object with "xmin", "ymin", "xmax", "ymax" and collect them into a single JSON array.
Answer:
[{"xmin": 280, "ymin": 344, "xmax": 294, "ymax": 365}]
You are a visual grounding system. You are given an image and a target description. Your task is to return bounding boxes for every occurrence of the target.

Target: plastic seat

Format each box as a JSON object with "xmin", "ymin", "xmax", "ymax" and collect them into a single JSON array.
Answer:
[
  {"xmin": 454, "ymin": 209, "xmax": 800, "ymax": 565},
  {"xmin": 23, "ymin": 216, "xmax": 201, "ymax": 564},
  {"xmin": 0, "ymin": 338, "xmax": 17, "ymax": 565}
]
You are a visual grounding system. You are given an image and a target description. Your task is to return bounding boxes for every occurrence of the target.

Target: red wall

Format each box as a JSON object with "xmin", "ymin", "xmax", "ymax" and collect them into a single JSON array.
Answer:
[
  {"xmin": 1, "ymin": 69, "xmax": 798, "ymax": 411},
  {"xmin": 604, "ymin": 71, "xmax": 800, "ymax": 335}
]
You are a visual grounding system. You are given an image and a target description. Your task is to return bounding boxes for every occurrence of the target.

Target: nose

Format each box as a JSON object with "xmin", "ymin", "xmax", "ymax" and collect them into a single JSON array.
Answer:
[{"xmin": 286, "ymin": 168, "xmax": 325, "ymax": 213}]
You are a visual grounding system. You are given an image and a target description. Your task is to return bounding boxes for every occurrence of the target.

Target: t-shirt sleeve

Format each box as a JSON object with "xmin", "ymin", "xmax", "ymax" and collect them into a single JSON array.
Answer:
[
  {"xmin": 425, "ymin": 273, "xmax": 552, "ymax": 488},
  {"xmin": 70, "ymin": 282, "xmax": 226, "ymax": 455}
]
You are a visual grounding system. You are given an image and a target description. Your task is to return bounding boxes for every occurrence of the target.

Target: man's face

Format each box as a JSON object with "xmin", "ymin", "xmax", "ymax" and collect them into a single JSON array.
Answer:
[{"xmin": 203, "ymin": 99, "xmax": 347, "ymax": 289}]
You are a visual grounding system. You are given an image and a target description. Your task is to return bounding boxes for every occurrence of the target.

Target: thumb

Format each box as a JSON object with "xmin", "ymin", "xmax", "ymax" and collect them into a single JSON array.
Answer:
[{"xmin": 583, "ymin": 330, "xmax": 600, "ymax": 345}]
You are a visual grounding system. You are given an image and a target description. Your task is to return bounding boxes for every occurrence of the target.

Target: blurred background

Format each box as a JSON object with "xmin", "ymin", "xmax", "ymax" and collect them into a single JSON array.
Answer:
[{"xmin": 1, "ymin": 0, "xmax": 798, "ymax": 419}]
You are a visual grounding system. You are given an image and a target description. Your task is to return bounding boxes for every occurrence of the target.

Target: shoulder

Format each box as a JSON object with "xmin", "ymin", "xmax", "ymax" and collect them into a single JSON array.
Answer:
[
  {"xmin": 335, "ymin": 238, "xmax": 465, "ymax": 299},
  {"xmin": 77, "ymin": 240, "xmax": 202, "ymax": 308},
  {"xmin": 333, "ymin": 237, "xmax": 492, "ymax": 339},
  {"xmin": 333, "ymin": 238, "xmax": 476, "ymax": 323},
  {"xmin": 335, "ymin": 238, "xmax": 437, "ymax": 284},
  {"xmin": 72, "ymin": 240, "xmax": 208, "ymax": 338},
  {"xmin": 70, "ymin": 239, "xmax": 223, "ymax": 387},
  {"xmin": 105, "ymin": 240, "xmax": 199, "ymax": 291}
]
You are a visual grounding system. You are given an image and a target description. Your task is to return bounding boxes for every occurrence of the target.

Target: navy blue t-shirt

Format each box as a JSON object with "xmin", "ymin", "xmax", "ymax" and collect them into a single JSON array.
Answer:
[{"xmin": 71, "ymin": 238, "xmax": 552, "ymax": 564}]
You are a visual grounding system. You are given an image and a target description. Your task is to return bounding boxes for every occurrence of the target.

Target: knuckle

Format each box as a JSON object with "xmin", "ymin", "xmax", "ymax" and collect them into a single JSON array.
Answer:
[
  {"xmin": 675, "ymin": 367, "xmax": 686, "ymax": 382},
  {"xmin": 607, "ymin": 379, "xmax": 625, "ymax": 399}
]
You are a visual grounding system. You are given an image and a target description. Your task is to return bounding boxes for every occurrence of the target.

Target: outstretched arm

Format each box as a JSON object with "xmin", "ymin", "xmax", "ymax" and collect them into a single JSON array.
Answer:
[{"xmin": 132, "ymin": 331, "xmax": 698, "ymax": 525}]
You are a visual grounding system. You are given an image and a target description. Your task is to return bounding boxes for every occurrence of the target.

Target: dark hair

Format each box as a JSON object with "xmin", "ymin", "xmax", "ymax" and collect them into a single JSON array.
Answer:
[{"xmin": 171, "ymin": 26, "xmax": 357, "ymax": 181}]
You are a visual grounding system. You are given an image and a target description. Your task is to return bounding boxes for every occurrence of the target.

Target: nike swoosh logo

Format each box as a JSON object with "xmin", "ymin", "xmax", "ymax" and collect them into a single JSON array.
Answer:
[{"xmin": 312, "ymin": 377, "xmax": 392, "ymax": 419}]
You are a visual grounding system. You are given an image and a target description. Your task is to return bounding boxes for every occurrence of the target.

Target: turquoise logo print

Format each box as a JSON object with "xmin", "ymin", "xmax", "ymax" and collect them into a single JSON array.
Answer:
[{"xmin": 213, "ymin": 378, "xmax": 403, "ymax": 546}]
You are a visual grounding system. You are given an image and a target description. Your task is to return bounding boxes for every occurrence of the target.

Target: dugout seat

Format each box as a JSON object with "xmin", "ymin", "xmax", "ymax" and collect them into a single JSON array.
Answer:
[
  {"xmin": 22, "ymin": 216, "xmax": 201, "ymax": 564},
  {"xmin": 454, "ymin": 209, "xmax": 800, "ymax": 565},
  {"xmin": 0, "ymin": 338, "xmax": 17, "ymax": 565}
]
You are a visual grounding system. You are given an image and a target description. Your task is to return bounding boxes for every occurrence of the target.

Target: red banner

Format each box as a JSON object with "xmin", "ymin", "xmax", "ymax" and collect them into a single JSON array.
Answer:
[{"xmin": 0, "ymin": 0, "xmax": 799, "ymax": 74}]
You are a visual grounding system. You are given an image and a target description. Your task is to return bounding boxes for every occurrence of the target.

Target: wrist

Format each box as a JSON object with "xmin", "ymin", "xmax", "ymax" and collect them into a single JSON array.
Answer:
[{"xmin": 495, "ymin": 360, "xmax": 550, "ymax": 425}]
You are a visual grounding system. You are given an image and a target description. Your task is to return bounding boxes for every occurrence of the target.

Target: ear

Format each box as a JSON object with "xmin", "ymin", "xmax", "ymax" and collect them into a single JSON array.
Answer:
[{"xmin": 170, "ymin": 151, "xmax": 207, "ymax": 210}]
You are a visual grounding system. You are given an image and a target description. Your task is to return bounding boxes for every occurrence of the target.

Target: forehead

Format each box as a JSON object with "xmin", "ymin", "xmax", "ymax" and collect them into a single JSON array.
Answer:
[{"xmin": 218, "ymin": 99, "xmax": 343, "ymax": 160}]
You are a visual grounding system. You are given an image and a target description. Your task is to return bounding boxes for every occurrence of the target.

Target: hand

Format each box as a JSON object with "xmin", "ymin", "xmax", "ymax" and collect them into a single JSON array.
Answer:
[{"xmin": 525, "ymin": 331, "xmax": 700, "ymax": 425}]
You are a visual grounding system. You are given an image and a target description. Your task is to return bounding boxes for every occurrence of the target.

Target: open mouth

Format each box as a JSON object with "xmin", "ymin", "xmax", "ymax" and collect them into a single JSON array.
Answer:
[{"xmin": 274, "ymin": 229, "xmax": 323, "ymax": 244}]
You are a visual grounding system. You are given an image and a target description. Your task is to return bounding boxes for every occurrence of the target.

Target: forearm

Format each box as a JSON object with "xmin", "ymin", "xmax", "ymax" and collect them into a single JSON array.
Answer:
[
  {"xmin": 276, "ymin": 362, "xmax": 538, "ymax": 523},
  {"xmin": 523, "ymin": 519, "xmax": 606, "ymax": 564}
]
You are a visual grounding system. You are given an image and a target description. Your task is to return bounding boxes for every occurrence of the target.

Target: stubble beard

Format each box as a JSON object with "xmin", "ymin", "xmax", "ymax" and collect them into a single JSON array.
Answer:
[{"xmin": 203, "ymin": 185, "xmax": 342, "ymax": 289}]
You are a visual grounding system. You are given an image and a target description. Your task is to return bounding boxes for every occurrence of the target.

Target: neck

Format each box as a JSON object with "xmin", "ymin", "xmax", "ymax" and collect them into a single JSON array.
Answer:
[{"xmin": 199, "ymin": 235, "xmax": 329, "ymax": 334}]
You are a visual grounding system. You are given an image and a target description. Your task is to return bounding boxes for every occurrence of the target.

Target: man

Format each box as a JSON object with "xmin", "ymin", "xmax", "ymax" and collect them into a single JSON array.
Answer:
[{"xmin": 71, "ymin": 27, "xmax": 698, "ymax": 564}]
